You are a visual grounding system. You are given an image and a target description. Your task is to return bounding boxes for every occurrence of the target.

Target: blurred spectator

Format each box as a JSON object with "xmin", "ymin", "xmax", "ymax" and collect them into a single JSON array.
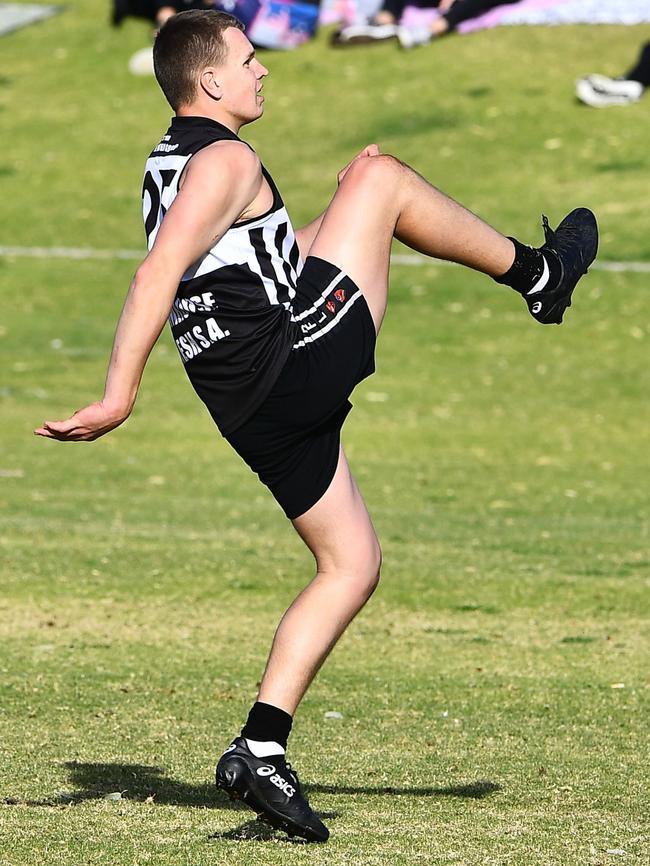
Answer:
[
  {"xmin": 113, "ymin": 1, "xmax": 212, "ymax": 75},
  {"xmin": 576, "ymin": 40, "xmax": 650, "ymax": 107},
  {"xmin": 112, "ymin": 1, "xmax": 210, "ymax": 30},
  {"xmin": 114, "ymin": 0, "xmax": 320, "ymax": 63},
  {"xmin": 334, "ymin": 0, "xmax": 519, "ymax": 48}
]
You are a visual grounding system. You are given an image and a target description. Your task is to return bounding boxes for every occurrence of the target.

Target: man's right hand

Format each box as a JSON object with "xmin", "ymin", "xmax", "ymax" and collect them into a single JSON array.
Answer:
[{"xmin": 34, "ymin": 401, "xmax": 128, "ymax": 442}]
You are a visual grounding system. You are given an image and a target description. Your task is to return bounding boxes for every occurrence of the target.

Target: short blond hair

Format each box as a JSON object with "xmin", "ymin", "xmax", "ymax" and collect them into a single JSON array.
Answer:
[{"xmin": 153, "ymin": 10, "xmax": 244, "ymax": 111}]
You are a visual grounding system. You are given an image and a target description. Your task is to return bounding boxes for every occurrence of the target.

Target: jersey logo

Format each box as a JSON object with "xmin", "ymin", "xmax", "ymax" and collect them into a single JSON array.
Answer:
[{"xmin": 153, "ymin": 142, "xmax": 179, "ymax": 153}]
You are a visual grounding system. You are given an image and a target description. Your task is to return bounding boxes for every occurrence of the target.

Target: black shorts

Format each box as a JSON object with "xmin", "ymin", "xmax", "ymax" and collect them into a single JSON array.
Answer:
[{"xmin": 226, "ymin": 256, "xmax": 376, "ymax": 519}]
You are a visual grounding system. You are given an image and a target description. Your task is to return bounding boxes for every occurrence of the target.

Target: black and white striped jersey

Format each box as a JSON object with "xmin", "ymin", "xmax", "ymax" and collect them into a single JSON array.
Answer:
[{"xmin": 142, "ymin": 115, "xmax": 300, "ymax": 435}]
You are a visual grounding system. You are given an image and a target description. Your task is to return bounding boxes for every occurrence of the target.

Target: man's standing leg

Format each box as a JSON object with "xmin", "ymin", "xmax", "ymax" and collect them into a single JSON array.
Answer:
[{"xmin": 216, "ymin": 447, "xmax": 381, "ymax": 842}]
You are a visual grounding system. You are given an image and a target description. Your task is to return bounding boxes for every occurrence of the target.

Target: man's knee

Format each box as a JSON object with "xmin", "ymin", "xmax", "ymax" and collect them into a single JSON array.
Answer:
[
  {"xmin": 323, "ymin": 534, "xmax": 381, "ymax": 599},
  {"xmin": 343, "ymin": 153, "xmax": 407, "ymax": 191},
  {"xmin": 351, "ymin": 535, "xmax": 382, "ymax": 600}
]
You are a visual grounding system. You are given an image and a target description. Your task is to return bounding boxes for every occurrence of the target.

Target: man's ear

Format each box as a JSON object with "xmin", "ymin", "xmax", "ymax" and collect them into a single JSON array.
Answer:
[{"xmin": 200, "ymin": 67, "xmax": 222, "ymax": 100}]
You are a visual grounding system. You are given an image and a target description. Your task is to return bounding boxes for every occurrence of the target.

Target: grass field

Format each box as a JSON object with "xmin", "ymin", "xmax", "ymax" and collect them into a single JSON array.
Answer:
[{"xmin": 1, "ymin": 2, "xmax": 649, "ymax": 864}]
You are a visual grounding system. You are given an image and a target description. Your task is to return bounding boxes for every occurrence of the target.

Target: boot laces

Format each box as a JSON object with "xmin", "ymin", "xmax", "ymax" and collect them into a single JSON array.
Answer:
[{"xmin": 542, "ymin": 214, "xmax": 554, "ymax": 244}]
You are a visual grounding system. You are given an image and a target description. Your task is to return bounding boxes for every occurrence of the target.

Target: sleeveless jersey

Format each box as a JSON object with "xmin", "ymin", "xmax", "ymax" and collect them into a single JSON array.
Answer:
[{"xmin": 142, "ymin": 115, "xmax": 300, "ymax": 435}]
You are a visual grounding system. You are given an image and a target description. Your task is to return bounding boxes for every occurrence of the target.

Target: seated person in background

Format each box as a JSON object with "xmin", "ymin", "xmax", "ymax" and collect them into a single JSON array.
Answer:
[
  {"xmin": 112, "ymin": 0, "xmax": 214, "ymax": 74},
  {"xmin": 576, "ymin": 40, "xmax": 650, "ymax": 107},
  {"xmin": 334, "ymin": 0, "xmax": 517, "ymax": 48},
  {"xmin": 112, "ymin": 0, "xmax": 211, "ymax": 29}
]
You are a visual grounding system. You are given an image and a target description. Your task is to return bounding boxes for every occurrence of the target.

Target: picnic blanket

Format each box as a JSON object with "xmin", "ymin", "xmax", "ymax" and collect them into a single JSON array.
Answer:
[{"xmin": 321, "ymin": 0, "xmax": 650, "ymax": 30}]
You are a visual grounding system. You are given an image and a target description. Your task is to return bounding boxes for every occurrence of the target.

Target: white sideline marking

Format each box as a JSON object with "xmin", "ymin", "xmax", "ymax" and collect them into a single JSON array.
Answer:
[
  {"xmin": 1, "ymin": 245, "xmax": 649, "ymax": 273},
  {"xmin": 0, "ymin": 245, "xmax": 142, "ymax": 261},
  {"xmin": 390, "ymin": 253, "xmax": 650, "ymax": 274}
]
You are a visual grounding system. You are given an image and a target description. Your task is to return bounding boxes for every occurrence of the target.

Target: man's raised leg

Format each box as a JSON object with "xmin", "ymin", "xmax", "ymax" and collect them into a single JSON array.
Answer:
[{"xmin": 308, "ymin": 154, "xmax": 597, "ymax": 329}]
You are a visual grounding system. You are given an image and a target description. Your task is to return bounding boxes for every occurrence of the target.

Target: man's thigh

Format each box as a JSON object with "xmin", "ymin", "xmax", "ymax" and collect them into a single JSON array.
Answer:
[{"xmin": 308, "ymin": 156, "xmax": 402, "ymax": 333}]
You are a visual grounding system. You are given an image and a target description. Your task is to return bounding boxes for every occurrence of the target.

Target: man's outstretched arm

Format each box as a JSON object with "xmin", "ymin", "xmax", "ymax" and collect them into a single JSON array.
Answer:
[{"xmin": 35, "ymin": 142, "xmax": 263, "ymax": 442}]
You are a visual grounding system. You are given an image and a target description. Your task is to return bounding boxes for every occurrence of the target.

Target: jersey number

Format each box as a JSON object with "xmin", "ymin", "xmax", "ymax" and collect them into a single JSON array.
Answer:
[{"xmin": 142, "ymin": 168, "xmax": 176, "ymax": 244}]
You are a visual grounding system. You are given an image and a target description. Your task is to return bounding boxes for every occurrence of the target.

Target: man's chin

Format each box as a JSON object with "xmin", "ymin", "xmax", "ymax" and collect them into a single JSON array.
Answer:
[{"xmin": 240, "ymin": 105, "xmax": 264, "ymax": 125}]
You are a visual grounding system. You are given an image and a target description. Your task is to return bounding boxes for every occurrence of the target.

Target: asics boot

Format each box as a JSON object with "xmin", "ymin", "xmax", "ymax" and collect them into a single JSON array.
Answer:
[
  {"xmin": 526, "ymin": 208, "xmax": 598, "ymax": 324},
  {"xmin": 216, "ymin": 737, "xmax": 329, "ymax": 842}
]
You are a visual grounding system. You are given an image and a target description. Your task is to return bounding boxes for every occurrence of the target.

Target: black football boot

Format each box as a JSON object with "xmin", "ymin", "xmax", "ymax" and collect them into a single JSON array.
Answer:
[
  {"xmin": 524, "ymin": 208, "xmax": 599, "ymax": 324},
  {"xmin": 216, "ymin": 737, "xmax": 329, "ymax": 842}
]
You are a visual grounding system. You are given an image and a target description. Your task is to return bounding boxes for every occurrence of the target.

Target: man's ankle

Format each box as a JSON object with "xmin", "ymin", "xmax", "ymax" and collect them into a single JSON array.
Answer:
[
  {"xmin": 240, "ymin": 700, "xmax": 293, "ymax": 750},
  {"xmin": 494, "ymin": 237, "xmax": 561, "ymax": 296}
]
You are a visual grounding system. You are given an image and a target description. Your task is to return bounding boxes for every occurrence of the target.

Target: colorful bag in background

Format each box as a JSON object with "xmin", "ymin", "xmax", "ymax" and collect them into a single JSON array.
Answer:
[{"xmin": 215, "ymin": 0, "xmax": 320, "ymax": 48}]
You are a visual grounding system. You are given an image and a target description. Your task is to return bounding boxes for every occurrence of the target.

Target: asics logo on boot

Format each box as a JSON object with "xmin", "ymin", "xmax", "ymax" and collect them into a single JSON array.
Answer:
[
  {"xmin": 270, "ymin": 773, "xmax": 295, "ymax": 797},
  {"xmin": 532, "ymin": 301, "xmax": 543, "ymax": 314},
  {"xmin": 256, "ymin": 765, "xmax": 295, "ymax": 797}
]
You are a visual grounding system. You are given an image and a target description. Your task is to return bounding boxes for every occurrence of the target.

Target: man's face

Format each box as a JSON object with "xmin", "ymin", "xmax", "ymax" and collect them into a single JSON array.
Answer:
[{"xmin": 216, "ymin": 28, "xmax": 269, "ymax": 126}]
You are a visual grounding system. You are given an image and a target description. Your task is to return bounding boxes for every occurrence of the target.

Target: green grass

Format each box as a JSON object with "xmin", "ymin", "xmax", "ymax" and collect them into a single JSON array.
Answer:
[{"xmin": 1, "ymin": 3, "xmax": 649, "ymax": 864}]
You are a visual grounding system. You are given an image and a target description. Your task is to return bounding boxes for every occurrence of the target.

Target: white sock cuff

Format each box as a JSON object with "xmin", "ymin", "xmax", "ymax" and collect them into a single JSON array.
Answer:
[{"xmin": 244, "ymin": 738, "xmax": 286, "ymax": 758}]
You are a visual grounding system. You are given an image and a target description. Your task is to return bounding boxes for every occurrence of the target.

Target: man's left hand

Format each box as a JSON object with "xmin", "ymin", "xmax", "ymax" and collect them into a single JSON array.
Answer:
[{"xmin": 337, "ymin": 144, "xmax": 381, "ymax": 185}]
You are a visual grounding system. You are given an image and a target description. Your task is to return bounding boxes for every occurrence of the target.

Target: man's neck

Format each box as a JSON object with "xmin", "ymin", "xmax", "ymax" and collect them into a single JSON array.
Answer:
[{"xmin": 176, "ymin": 104, "xmax": 241, "ymax": 134}]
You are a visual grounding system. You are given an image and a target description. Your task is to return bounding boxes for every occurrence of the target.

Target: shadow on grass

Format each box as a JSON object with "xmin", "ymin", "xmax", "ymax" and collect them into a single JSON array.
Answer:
[
  {"xmin": 8, "ymin": 761, "xmax": 500, "ymax": 810},
  {"xmin": 208, "ymin": 813, "xmax": 340, "ymax": 844},
  {"xmin": 311, "ymin": 780, "xmax": 501, "ymax": 798},
  {"xmin": 12, "ymin": 762, "xmax": 235, "ymax": 810}
]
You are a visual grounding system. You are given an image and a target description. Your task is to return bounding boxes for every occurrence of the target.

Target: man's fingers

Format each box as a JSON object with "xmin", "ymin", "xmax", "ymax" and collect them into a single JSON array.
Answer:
[
  {"xmin": 44, "ymin": 416, "xmax": 83, "ymax": 434},
  {"xmin": 355, "ymin": 145, "xmax": 380, "ymax": 162},
  {"xmin": 34, "ymin": 401, "xmax": 117, "ymax": 443},
  {"xmin": 34, "ymin": 416, "xmax": 85, "ymax": 440}
]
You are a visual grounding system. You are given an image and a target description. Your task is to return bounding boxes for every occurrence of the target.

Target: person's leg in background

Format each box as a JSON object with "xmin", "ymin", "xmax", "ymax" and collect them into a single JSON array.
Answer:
[{"xmin": 576, "ymin": 40, "xmax": 650, "ymax": 107}]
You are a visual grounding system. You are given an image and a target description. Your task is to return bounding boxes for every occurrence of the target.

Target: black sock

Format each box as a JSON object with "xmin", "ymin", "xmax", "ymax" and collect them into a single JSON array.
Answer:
[
  {"xmin": 494, "ymin": 237, "xmax": 561, "ymax": 296},
  {"xmin": 241, "ymin": 701, "xmax": 293, "ymax": 750}
]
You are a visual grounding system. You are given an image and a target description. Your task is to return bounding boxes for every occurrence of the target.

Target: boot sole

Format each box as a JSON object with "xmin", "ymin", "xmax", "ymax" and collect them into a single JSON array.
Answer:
[{"xmin": 543, "ymin": 208, "xmax": 599, "ymax": 323}]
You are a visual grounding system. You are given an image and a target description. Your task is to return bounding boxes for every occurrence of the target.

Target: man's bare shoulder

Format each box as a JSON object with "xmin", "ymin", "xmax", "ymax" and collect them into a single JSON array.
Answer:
[{"xmin": 185, "ymin": 140, "xmax": 262, "ymax": 183}]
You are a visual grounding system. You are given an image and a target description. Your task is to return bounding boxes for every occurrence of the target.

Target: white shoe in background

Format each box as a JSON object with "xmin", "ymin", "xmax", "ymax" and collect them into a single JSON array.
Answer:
[
  {"xmin": 575, "ymin": 74, "xmax": 643, "ymax": 107},
  {"xmin": 128, "ymin": 46, "xmax": 154, "ymax": 76},
  {"xmin": 397, "ymin": 25, "xmax": 432, "ymax": 49},
  {"xmin": 335, "ymin": 21, "xmax": 399, "ymax": 44}
]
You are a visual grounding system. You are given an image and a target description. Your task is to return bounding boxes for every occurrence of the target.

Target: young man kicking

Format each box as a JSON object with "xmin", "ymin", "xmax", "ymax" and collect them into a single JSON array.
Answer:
[{"xmin": 35, "ymin": 10, "xmax": 598, "ymax": 843}]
